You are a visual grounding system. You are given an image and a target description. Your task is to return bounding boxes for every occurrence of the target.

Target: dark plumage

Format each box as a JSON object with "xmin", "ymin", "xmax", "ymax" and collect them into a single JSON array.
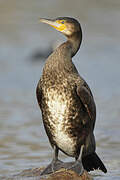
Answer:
[{"xmin": 36, "ymin": 17, "xmax": 107, "ymax": 174}]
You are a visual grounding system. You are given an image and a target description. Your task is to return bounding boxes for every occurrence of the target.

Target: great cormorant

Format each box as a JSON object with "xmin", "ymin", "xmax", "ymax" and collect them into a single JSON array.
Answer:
[{"xmin": 36, "ymin": 17, "xmax": 107, "ymax": 175}]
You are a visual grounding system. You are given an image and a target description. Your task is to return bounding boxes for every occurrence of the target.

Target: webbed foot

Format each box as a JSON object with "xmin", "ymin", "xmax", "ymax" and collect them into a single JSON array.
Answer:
[
  {"xmin": 65, "ymin": 160, "xmax": 84, "ymax": 175},
  {"xmin": 65, "ymin": 144, "xmax": 84, "ymax": 175},
  {"xmin": 40, "ymin": 160, "xmax": 84, "ymax": 176},
  {"xmin": 40, "ymin": 145, "xmax": 84, "ymax": 176},
  {"xmin": 40, "ymin": 159, "xmax": 64, "ymax": 175}
]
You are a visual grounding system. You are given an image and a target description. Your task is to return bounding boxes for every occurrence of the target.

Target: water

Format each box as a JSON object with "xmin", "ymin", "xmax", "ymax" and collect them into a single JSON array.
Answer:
[{"xmin": 0, "ymin": 0, "xmax": 120, "ymax": 179}]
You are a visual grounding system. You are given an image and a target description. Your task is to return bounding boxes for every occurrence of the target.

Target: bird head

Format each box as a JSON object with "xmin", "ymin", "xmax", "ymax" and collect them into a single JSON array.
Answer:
[{"xmin": 39, "ymin": 17, "xmax": 81, "ymax": 37}]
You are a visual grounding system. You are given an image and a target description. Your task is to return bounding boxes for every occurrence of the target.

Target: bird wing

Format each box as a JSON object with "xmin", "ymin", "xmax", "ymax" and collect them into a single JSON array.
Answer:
[
  {"xmin": 76, "ymin": 81, "xmax": 96, "ymax": 128},
  {"xmin": 36, "ymin": 79, "xmax": 43, "ymax": 108}
]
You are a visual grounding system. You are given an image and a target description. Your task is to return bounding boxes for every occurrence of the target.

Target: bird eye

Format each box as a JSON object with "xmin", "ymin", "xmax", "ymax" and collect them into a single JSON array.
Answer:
[{"xmin": 61, "ymin": 21, "xmax": 64, "ymax": 24}]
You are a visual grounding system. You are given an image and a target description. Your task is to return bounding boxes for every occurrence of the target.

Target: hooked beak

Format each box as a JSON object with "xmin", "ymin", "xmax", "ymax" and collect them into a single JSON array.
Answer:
[
  {"xmin": 39, "ymin": 18, "xmax": 60, "ymax": 28},
  {"xmin": 39, "ymin": 18, "xmax": 66, "ymax": 32}
]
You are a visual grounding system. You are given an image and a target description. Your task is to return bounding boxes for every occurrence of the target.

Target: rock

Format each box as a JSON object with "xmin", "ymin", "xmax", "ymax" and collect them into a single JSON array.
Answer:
[
  {"xmin": 7, "ymin": 167, "xmax": 93, "ymax": 180},
  {"xmin": 41, "ymin": 168, "xmax": 93, "ymax": 180}
]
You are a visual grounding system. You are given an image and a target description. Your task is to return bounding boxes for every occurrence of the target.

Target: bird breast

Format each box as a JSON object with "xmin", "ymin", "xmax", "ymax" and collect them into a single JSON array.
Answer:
[
  {"xmin": 47, "ymin": 89, "xmax": 67, "ymax": 122},
  {"xmin": 45, "ymin": 87, "xmax": 77, "ymax": 156}
]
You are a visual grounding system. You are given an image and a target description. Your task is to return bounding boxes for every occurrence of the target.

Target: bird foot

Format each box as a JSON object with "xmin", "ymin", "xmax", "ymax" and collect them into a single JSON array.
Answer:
[
  {"xmin": 65, "ymin": 160, "xmax": 84, "ymax": 175},
  {"xmin": 40, "ymin": 159, "xmax": 64, "ymax": 176},
  {"xmin": 40, "ymin": 159, "xmax": 84, "ymax": 176}
]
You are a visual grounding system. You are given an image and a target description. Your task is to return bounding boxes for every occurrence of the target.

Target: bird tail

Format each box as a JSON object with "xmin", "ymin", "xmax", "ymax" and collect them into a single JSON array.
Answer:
[{"xmin": 82, "ymin": 152, "xmax": 107, "ymax": 173}]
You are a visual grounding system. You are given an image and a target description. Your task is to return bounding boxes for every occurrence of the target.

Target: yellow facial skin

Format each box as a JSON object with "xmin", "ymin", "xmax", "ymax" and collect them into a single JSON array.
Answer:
[
  {"xmin": 50, "ymin": 20, "xmax": 67, "ymax": 32},
  {"xmin": 39, "ymin": 18, "xmax": 71, "ymax": 35}
]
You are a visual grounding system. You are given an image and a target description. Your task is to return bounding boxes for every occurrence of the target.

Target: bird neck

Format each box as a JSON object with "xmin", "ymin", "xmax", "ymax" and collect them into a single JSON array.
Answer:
[{"xmin": 67, "ymin": 31, "xmax": 82, "ymax": 57}]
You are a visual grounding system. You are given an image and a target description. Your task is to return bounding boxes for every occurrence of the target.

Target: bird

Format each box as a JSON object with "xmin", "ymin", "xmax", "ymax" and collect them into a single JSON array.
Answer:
[{"xmin": 36, "ymin": 17, "xmax": 107, "ymax": 175}]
